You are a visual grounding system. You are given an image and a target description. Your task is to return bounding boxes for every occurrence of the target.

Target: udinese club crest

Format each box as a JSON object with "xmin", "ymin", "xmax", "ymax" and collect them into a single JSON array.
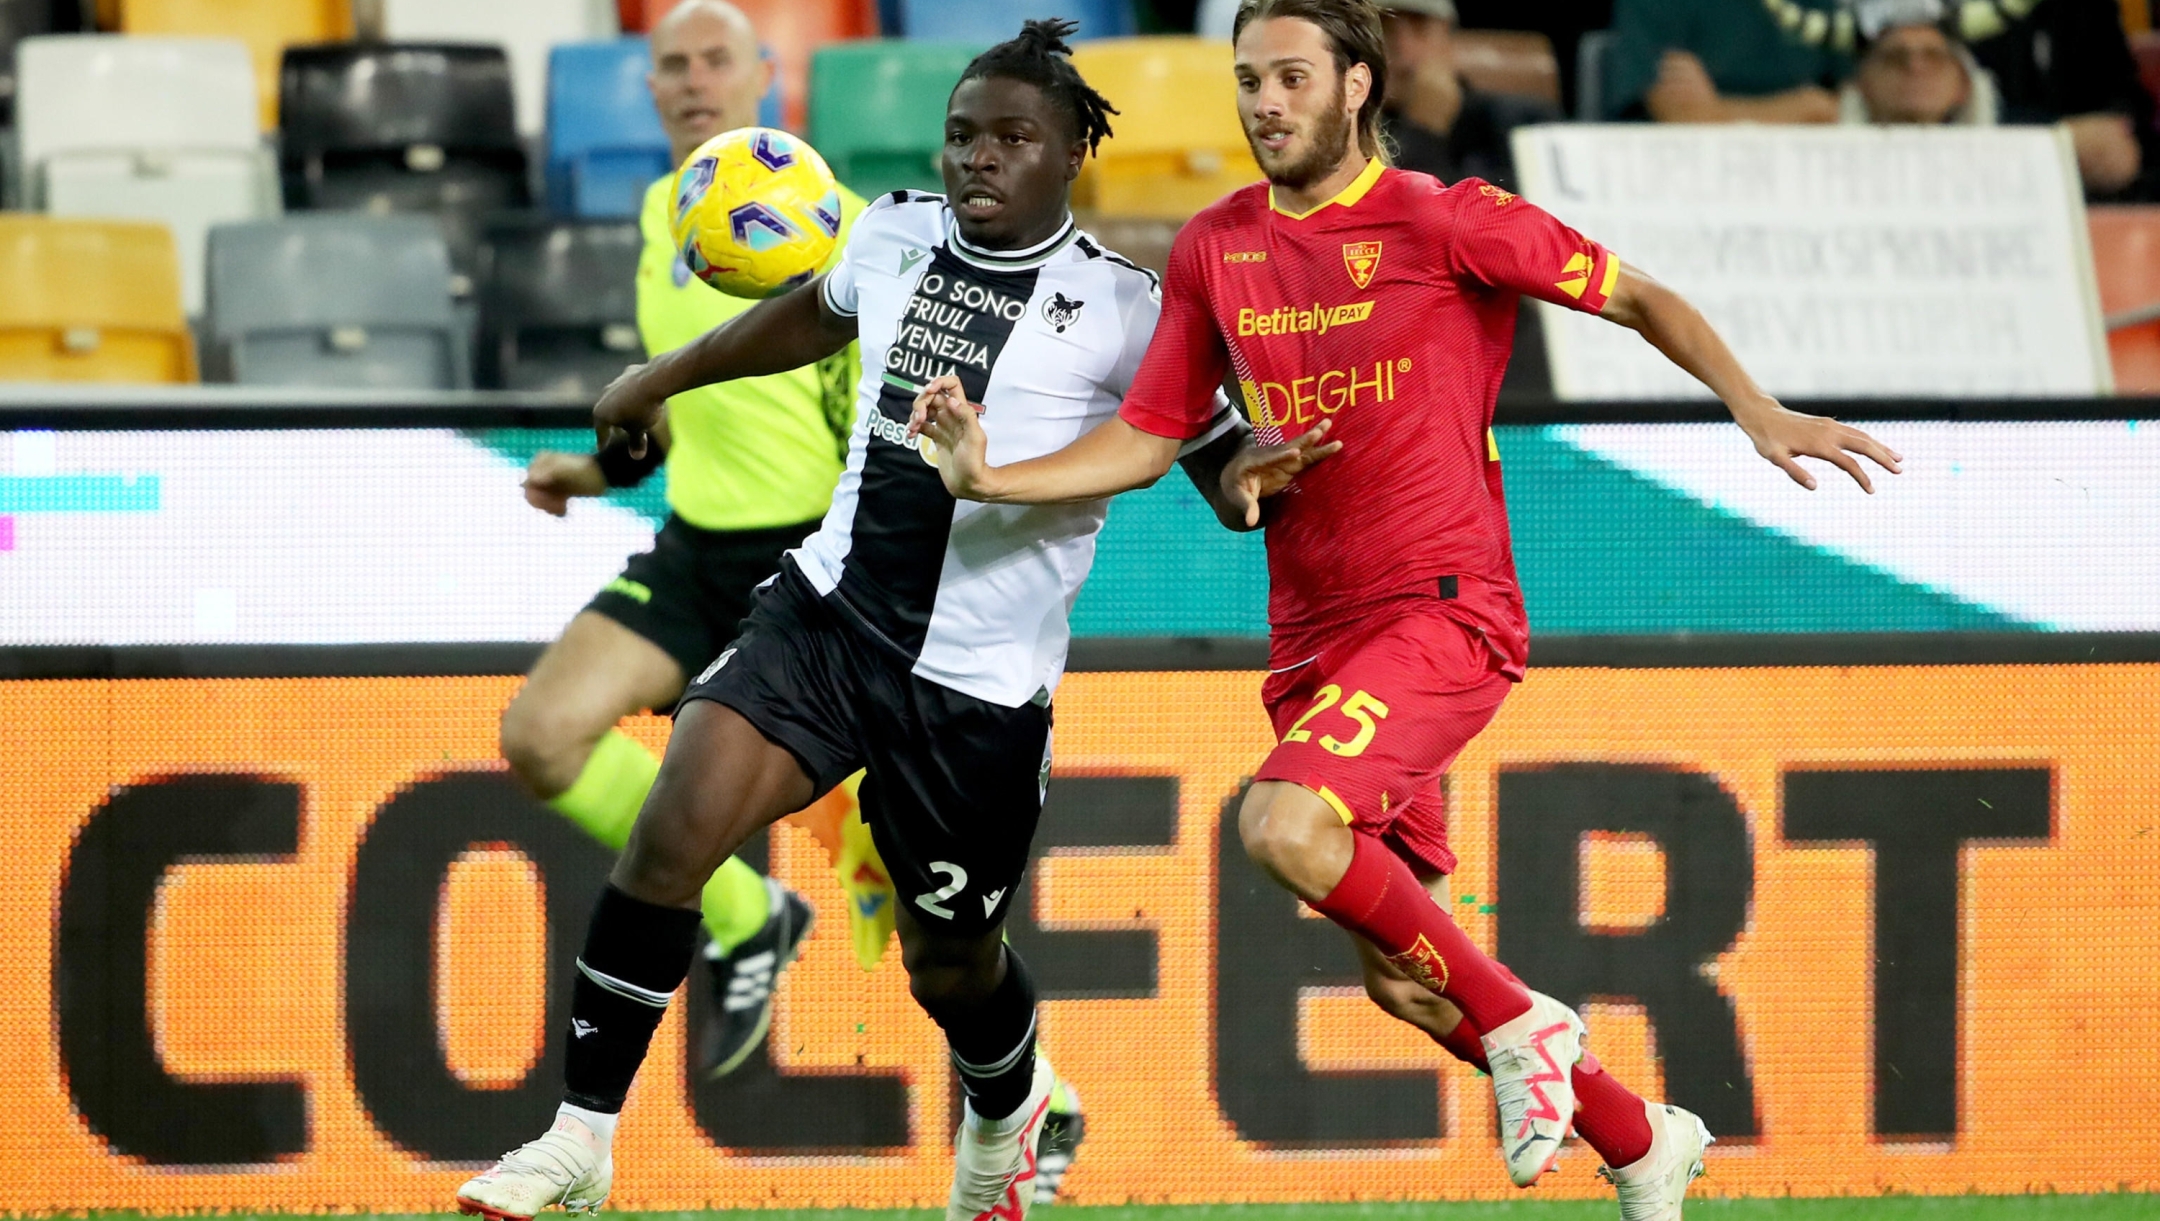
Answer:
[{"xmin": 1043, "ymin": 291, "xmax": 1084, "ymax": 333}]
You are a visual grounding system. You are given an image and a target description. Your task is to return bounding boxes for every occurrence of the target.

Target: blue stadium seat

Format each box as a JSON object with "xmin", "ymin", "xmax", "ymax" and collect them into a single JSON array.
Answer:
[
  {"xmin": 546, "ymin": 40, "xmax": 671, "ymax": 218},
  {"xmin": 896, "ymin": 0, "xmax": 1133, "ymax": 42},
  {"xmin": 204, "ymin": 214, "xmax": 471, "ymax": 389},
  {"xmin": 545, "ymin": 40, "xmax": 783, "ymax": 219}
]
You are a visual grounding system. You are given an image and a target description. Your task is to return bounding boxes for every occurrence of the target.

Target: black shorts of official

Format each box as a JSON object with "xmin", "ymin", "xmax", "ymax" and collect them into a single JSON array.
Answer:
[
  {"xmin": 584, "ymin": 513, "xmax": 823, "ymax": 679},
  {"xmin": 679, "ymin": 560, "xmax": 1051, "ymax": 938}
]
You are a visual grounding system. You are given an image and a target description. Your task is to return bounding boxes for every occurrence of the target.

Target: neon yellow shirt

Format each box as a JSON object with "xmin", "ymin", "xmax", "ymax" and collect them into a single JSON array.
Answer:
[{"xmin": 637, "ymin": 176, "xmax": 866, "ymax": 531}]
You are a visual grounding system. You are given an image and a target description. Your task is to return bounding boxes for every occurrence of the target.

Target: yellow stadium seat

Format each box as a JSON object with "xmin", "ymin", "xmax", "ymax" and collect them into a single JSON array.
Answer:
[
  {"xmin": 0, "ymin": 216, "xmax": 198, "ymax": 383},
  {"xmin": 1071, "ymin": 36, "xmax": 1263, "ymax": 221},
  {"xmin": 119, "ymin": 0, "xmax": 353, "ymax": 129}
]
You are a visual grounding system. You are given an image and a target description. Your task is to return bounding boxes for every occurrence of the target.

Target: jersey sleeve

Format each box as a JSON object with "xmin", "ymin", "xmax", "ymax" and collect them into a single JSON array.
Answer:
[
  {"xmin": 1444, "ymin": 179, "xmax": 1622, "ymax": 316},
  {"xmin": 822, "ymin": 189, "xmax": 916, "ymax": 318},
  {"xmin": 1117, "ymin": 223, "xmax": 1232, "ymax": 441}
]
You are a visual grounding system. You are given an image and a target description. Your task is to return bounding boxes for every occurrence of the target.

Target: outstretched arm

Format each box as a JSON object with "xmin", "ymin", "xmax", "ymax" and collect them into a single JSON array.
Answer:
[
  {"xmin": 593, "ymin": 276, "xmax": 857, "ymax": 455},
  {"xmin": 1601, "ymin": 265, "xmax": 1902, "ymax": 492},
  {"xmin": 911, "ymin": 376, "xmax": 1181, "ymax": 503}
]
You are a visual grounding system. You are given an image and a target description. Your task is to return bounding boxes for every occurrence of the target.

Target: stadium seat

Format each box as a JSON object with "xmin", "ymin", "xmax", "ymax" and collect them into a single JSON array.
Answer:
[
  {"xmin": 203, "ymin": 214, "xmax": 471, "ymax": 389},
  {"xmin": 16, "ymin": 35, "xmax": 276, "ymax": 313},
  {"xmin": 1069, "ymin": 37, "xmax": 1263, "ymax": 220},
  {"xmin": 0, "ymin": 215, "xmax": 196, "ymax": 383},
  {"xmin": 1452, "ymin": 29, "xmax": 1560, "ymax": 108},
  {"xmin": 280, "ymin": 43, "xmax": 531, "ymax": 274},
  {"xmin": 382, "ymin": 0, "xmax": 614, "ymax": 136},
  {"xmin": 118, "ymin": 0, "xmax": 353, "ymax": 130},
  {"xmin": 2131, "ymin": 31, "xmax": 2160, "ymax": 133},
  {"xmin": 1575, "ymin": 28, "xmax": 1614, "ymax": 121},
  {"xmin": 631, "ymin": 0, "xmax": 877, "ymax": 131},
  {"xmin": 895, "ymin": 0, "xmax": 1133, "ymax": 42},
  {"xmin": 477, "ymin": 215, "xmax": 641, "ymax": 392},
  {"xmin": 0, "ymin": 0, "xmax": 52, "ymax": 130},
  {"xmin": 547, "ymin": 40, "xmax": 671, "ymax": 218},
  {"xmin": 2087, "ymin": 206, "xmax": 2160, "ymax": 393},
  {"xmin": 809, "ymin": 40, "xmax": 983, "ymax": 198}
]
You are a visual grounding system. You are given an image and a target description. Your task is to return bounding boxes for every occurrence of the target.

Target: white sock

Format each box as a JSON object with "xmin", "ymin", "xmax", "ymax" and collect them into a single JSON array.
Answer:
[{"xmin": 557, "ymin": 1102, "xmax": 619, "ymax": 1146}]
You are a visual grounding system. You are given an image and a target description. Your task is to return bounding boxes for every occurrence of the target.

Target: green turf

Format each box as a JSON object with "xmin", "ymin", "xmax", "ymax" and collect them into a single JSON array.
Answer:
[{"xmin": 65, "ymin": 1200, "xmax": 2160, "ymax": 1221}]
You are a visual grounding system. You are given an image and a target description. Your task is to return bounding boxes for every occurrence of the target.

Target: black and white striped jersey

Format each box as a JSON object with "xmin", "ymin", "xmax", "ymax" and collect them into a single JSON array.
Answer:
[{"xmin": 793, "ymin": 191, "xmax": 1237, "ymax": 707}]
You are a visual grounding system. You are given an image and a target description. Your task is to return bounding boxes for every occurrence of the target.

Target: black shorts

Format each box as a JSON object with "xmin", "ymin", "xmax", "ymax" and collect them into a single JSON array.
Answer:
[
  {"xmin": 585, "ymin": 514, "xmax": 822, "ymax": 679},
  {"xmin": 681, "ymin": 561, "xmax": 1052, "ymax": 937}
]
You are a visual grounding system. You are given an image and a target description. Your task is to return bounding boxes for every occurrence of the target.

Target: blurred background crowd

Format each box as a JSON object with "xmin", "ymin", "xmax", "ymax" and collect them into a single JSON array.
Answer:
[{"xmin": 2, "ymin": 0, "xmax": 2157, "ymax": 400}]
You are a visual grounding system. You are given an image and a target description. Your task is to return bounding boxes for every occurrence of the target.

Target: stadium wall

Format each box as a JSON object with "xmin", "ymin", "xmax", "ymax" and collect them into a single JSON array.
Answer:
[{"xmin": 3, "ymin": 657, "xmax": 2156, "ymax": 1209}]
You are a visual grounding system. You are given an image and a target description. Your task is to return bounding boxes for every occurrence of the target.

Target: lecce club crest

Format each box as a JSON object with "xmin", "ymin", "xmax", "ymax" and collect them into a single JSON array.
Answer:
[{"xmin": 1343, "ymin": 240, "xmax": 1382, "ymax": 290}]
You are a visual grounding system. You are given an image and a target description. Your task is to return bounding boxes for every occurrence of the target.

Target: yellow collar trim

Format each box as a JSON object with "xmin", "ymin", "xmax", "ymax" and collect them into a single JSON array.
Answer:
[{"xmin": 1269, "ymin": 156, "xmax": 1386, "ymax": 220}]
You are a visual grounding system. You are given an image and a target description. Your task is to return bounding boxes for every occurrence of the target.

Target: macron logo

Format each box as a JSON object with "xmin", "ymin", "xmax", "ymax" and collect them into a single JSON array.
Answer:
[
  {"xmin": 982, "ymin": 888, "xmax": 1006, "ymax": 917},
  {"xmin": 572, "ymin": 1019, "xmax": 598, "ymax": 1039}
]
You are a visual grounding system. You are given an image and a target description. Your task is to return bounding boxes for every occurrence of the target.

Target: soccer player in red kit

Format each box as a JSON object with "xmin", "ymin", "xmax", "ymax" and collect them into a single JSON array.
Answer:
[{"xmin": 911, "ymin": 1, "xmax": 1902, "ymax": 1216}]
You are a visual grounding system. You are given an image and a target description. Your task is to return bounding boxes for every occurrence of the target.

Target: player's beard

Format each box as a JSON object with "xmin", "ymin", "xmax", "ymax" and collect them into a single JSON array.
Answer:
[{"xmin": 1253, "ymin": 78, "xmax": 1357, "ymax": 192}]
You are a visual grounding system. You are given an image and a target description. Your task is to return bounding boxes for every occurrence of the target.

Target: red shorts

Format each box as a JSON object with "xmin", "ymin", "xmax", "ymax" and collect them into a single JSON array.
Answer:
[{"xmin": 1256, "ymin": 604, "xmax": 1513, "ymax": 875}]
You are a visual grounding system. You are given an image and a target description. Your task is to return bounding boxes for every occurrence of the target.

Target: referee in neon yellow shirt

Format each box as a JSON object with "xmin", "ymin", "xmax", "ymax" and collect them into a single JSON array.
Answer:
[{"xmin": 502, "ymin": 0, "xmax": 863, "ymax": 1078}]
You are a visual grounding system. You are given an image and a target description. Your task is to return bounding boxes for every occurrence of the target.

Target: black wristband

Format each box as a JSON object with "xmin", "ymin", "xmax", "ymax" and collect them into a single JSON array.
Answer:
[{"xmin": 595, "ymin": 435, "xmax": 665, "ymax": 488}]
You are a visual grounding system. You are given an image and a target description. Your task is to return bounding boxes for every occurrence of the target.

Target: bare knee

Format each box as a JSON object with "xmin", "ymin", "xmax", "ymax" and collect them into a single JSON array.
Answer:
[
  {"xmin": 499, "ymin": 690, "xmax": 602, "ymax": 798},
  {"xmin": 1237, "ymin": 782, "xmax": 1354, "ymax": 900}
]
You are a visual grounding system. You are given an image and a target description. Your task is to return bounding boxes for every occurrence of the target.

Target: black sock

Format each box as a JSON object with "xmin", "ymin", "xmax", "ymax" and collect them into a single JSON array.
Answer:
[
  {"xmin": 562, "ymin": 884, "xmax": 703, "ymax": 1113},
  {"xmin": 926, "ymin": 947, "xmax": 1039, "ymax": 1123}
]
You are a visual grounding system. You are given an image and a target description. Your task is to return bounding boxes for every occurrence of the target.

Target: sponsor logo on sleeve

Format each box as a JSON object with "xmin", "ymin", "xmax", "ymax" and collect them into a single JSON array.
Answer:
[{"xmin": 1556, "ymin": 251, "xmax": 1594, "ymax": 300}]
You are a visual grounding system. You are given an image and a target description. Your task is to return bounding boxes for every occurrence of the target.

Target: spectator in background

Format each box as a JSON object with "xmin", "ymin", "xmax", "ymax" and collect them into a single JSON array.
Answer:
[
  {"xmin": 1964, "ymin": 0, "xmax": 2145, "ymax": 196},
  {"xmin": 1841, "ymin": 0, "xmax": 2000, "ymax": 125},
  {"xmin": 1375, "ymin": 0, "xmax": 1557, "ymax": 193},
  {"xmin": 1603, "ymin": 0, "xmax": 1845, "ymax": 122}
]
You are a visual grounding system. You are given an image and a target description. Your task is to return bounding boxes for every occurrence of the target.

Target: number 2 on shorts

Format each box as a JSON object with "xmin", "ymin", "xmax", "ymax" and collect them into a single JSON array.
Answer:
[
  {"xmin": 915, "ymin": 860, "xmax": 969, "ymax": 919},
  {"xmin": 1282, "ymin": 684, "xmax": 1390, "ymax": 757}
]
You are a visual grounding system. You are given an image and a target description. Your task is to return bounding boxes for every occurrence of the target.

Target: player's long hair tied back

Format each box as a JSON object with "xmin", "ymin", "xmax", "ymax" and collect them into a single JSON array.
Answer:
[
  {"xmin": 956, "ymin": 18, "xmax": 1120, "ymax": 154},
  {"xmin": 1233, "ymin": 0, "xmax": 1392, "ymax": 163}
]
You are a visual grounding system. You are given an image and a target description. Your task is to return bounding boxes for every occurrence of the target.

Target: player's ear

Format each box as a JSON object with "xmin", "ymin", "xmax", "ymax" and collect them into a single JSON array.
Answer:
[
  {"xmin": 1344, "ymin": 60, "xmax": 1372, "ymax": 118},
  {"xmin": 1065, "ymin": 138, "xmax": 1087, "ymax": 182}
]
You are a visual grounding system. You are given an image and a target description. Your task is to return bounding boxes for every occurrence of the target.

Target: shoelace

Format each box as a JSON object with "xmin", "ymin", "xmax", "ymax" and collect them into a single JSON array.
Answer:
[{"xmin": 491, "ymin": 1131, "xmax": 592, "ymax": 1189}]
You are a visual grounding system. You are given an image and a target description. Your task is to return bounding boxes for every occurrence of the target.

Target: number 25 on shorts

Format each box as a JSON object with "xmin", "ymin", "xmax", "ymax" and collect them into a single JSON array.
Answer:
[{"xmin": 1282, "ymin": 684, "xmax": 1390, "ymax": 757}]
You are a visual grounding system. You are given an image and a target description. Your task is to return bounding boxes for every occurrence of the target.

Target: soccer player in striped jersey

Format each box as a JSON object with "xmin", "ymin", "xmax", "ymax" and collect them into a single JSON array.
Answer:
[
  {"xmin": 457, "ymin": 21, "xmax": 1246, "ymax": 1221},
  {"xmin": 912, "ymin": 2, "xmax": 1902, "ymax": 1218}
]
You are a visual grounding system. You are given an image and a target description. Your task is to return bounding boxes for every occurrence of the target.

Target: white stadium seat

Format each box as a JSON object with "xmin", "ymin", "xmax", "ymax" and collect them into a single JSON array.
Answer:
[
  {"xmin": 381, "ymin": 0, "xmax": 617, "ymax": 136},
  {"xmin": 16, "ymin": 34, "xmax": 277, "ymax": 313}
]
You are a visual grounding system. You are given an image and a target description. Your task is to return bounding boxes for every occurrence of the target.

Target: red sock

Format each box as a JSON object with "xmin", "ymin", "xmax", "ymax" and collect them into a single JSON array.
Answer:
[
  {"xmin": 1309, "ymin": 833, "xmax": 1531, "ymax": 1032},
  {"xmin": 1434, "ymin": 1017, "xmax": 1490, "ymax": 1072},
  {"xmin": 1570, "ymin": 1051, "xmax": 1654, "ymax": 1167}
]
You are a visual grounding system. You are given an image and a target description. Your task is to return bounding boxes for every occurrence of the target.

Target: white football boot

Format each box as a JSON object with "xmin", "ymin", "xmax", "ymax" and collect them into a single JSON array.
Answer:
[
  {"xmin": 456, "ymin": 1112, "xmax": 613, "ymax": 1220},
  {"xmin": 947, "ymin": 1054, "xmax": 1057, "ymax": 1221},
  {"xmin": 1480, "ymin": 990, "xmax": 1587, "ymax": 1187},
  {"xmin": 1599, "ymin": 1102, "xmax": 1714, "ymax": 1221}
]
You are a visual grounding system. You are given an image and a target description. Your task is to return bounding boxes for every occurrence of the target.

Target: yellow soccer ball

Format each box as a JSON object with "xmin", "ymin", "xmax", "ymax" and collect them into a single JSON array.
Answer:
[{"xmin": 668, "ymin": 127, "xmax": 843, "ymax": 299}]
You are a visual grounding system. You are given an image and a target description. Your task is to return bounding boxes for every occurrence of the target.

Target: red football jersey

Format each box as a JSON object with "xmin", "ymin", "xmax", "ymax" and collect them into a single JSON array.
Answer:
[{"xmin": 1120, "ymin": 162, "xmax": 1620, "ymax": 673}]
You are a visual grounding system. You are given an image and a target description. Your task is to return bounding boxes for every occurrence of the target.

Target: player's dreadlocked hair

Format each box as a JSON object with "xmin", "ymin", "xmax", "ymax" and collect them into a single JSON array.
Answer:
[
  {"xmin": 955, "ymin": 18, "xmax": 1119, "ymax": 154},
  {"xmin": 1234, "ymin": 0, "xmax": 1391, "ymax": 162}
]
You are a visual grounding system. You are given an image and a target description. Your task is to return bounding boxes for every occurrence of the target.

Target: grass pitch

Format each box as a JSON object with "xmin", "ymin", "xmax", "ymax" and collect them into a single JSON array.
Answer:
[{"xmin": 75, "ymin": 1200, "xmax": 2158, "ymax": 1221}]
